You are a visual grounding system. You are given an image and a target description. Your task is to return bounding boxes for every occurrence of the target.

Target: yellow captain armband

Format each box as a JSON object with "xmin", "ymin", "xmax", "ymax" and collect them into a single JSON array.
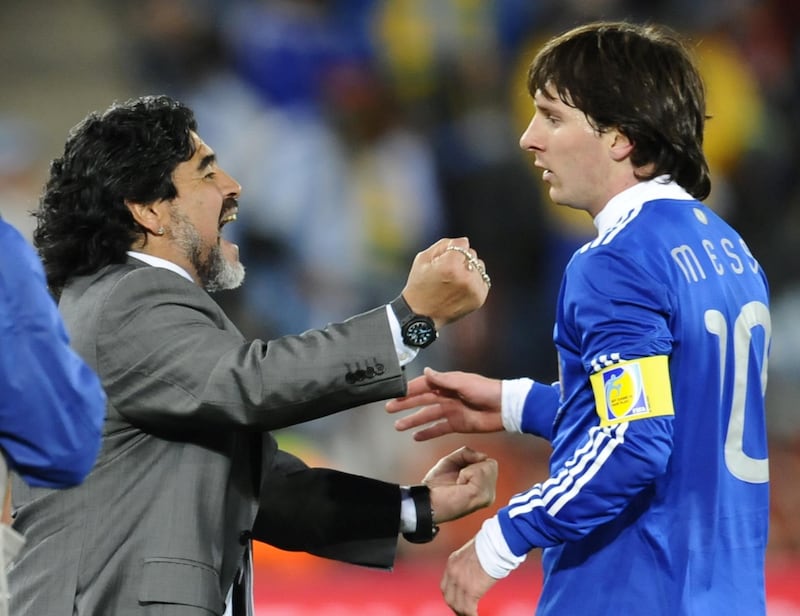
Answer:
[{"xmin": 589, "ymin": 356, "xmax": 675, "ymax": 427}]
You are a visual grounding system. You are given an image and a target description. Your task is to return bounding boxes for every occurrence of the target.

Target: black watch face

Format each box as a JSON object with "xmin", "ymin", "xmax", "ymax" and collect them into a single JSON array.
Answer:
[{"xmin": 405, "ymin": 319, "xmax": 436, "ymax": 347}]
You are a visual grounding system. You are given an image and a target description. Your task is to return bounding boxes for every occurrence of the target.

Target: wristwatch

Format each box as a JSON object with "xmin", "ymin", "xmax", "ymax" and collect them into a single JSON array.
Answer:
[
  {"xmin": 402, "ymin": 485, "xmax": 439, "ymax": 544},
  {"xmin": 390, "ymin": 295, "xmax": 437, "ymax": 349}
]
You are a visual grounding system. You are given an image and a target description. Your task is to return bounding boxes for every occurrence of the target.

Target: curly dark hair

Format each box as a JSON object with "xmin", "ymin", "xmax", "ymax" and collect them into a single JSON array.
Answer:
[
  {"xmin": 34, "ymin": 95, "xmax": 198, "ymax": 297},
  {"xmin": 528, "ymin": 21, "xmax": 711, "ymax": 200}
]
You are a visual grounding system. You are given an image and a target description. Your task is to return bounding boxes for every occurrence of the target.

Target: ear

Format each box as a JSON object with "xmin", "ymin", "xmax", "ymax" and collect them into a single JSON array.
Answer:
[
  {"xmin": 608, "ymin": 129, "xmax": 634, "ymax": 162},
  {"xmin": 125, "ymin": 199, "xmax": 167, "ymax": 236}
]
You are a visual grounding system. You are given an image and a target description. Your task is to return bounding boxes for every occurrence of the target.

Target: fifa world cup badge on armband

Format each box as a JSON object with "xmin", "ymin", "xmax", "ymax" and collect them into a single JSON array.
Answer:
[
  {"xmin": 601, "ymin": 364, "xmax": 648, "ymax": 423},
  {"xmin": 590, "ymin": 356, "xmax": 675, "ymax": 427}
]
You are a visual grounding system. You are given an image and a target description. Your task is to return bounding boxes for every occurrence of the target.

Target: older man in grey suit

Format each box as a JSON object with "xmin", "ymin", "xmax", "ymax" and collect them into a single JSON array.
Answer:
[{"xmin": 9, "ymin": 95, "xmax": 495, "ymax": 615}]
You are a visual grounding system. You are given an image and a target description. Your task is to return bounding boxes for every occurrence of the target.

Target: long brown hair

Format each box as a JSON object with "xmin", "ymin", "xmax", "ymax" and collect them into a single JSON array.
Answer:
[{"xmin": 528, "ymin": 21, "xmax": 711, "ymax": 200}]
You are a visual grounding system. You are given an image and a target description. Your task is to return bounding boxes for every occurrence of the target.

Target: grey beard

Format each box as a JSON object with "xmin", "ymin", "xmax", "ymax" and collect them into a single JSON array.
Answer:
[
  {"xmin": 203, "ymin": 246, "xmax": 245, "ymax": 292},
  {"xmin": 171, "ymin": 209, "xmax": 245, "ymax": 292}
]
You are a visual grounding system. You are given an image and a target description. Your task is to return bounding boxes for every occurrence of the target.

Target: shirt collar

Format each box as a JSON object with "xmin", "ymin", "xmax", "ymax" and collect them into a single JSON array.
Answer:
[
  {"xmin": 126, "ymin": 251, "xmax": 195, "ymax": 283},
  {"xmin": 593, "ymin": 176, "xmax": 694, "ymax": 236}
]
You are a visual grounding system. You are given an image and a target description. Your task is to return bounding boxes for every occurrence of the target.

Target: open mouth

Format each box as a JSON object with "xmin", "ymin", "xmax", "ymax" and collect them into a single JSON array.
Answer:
[{"xmin": 218, "ymin": 199, "xmax": 238, "ymax": 231}]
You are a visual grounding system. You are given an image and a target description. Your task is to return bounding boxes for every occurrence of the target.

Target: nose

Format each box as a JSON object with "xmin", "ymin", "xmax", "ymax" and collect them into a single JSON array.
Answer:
[
  {"xmin": 219, "ymin": 168, "xmax": 242, "ymax": 198},
  {"xmin": 519, "ymin": 114, "xmax": 541, "ymax": 152}
]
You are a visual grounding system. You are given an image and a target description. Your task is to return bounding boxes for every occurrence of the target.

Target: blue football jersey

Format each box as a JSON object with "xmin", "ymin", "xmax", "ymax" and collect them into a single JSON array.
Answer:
[
  {"xmin": 494, "ymin": 179, "xmax": 770, "ymax": 615},
  {"xmin": 0, "ymin": 219, "xmax": 105, "ymax": 487}
]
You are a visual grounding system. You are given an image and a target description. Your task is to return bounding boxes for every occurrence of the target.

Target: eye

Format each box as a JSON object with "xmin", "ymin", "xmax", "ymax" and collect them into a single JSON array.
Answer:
[
  {"xmin": 534, "ymin": 108, "xmax": 559, "ymax": 126},
  {"xmin": 204, "ymin": 171, "xmax": 217, "ymax": 180}
]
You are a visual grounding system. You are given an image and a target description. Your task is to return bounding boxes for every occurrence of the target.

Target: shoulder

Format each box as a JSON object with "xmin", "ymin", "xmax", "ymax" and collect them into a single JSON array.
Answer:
[
  {"xmin": 100, "ymin": 262, "xmax": 230, "ymax": 332},
  {"xmin": 61, "ymin": 261, "xmax": 215, "ymax": 330},
  {"xmin": 0, "ymin": 218, "xmax": 28, "ymax": 246},
  {"xmin": 564, "ymin": 209, "xmax": 679, "ymax": 310},
  {"xmin": 579, "ymin": 199, "xmax": 691, "ymax": 254},
  {"xmin": 115, "ymin": 260, "xmax": 201, "ymax": 297},
  {"xmin": 68, "ymin": 260, "xmax": 204, "ymax": 305},
  {"xmin": 570, "ymin": 199, "xmax": 703, "ymax": 274},
  {"xmin": 0, "ymin": 220, "xmax": 41, "ymax": 280},
  {"xmin": 0, "ymin": 222, "xmax": 57, "ymax": 323}
]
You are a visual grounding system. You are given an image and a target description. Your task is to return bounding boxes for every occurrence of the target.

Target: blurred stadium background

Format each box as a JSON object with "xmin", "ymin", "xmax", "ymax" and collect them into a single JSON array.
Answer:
[{"xmin": 1, "ymin": 0, "xmax": 799, "ymax": 613}]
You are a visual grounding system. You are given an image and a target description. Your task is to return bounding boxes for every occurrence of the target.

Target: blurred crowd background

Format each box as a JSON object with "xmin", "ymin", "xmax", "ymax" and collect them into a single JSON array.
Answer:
[{"xmin": 2, "ymin": 0, "xmax": 799, "ymax": 600}]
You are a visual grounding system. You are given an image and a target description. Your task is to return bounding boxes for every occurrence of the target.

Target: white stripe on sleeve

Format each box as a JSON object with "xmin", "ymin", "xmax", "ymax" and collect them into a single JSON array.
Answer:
[{"xmin": 509, "ymin": 423, "xmax": 628, "ymax": 518}]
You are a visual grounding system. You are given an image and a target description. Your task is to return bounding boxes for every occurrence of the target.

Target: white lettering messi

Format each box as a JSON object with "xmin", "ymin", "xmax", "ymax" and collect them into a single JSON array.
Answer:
[{"xmin": 671, "ymin": 237, "xmax": 760, "ymax": 284}]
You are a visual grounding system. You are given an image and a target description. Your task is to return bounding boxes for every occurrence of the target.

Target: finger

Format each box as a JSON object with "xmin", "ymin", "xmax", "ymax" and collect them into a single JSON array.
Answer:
[
  {"xmin": 412, "ymin": 420, "xmax": 457, "ymax": 441},
  {"xmin": 386, "ymin": 391, "xmax": 444, "ymax": 414},
  {"xmin": 438, "ymin": 447, "xmax": 488, "ymax": 471},
  {"xmin": 392, "ymin": 404, "xmax": 446, "ymax": 430},
  {"xmin": 449, "ymin": 446, "xmax": 488, "ymax": 466},
  {"xmin": 401, "ymin": 374, "xmax": 438, "ymax": 398},
  {"xmin": 443, "ymin": 586, "xmax": 477, "ymax": 616},
  {"xmin": 447, "ymin": 237, "xmax": 471, "ymax": 250},
  {"xmin": 431, "ymin": 236, "xmax": 470, "ymax": 259},
  {"xmin": 456, "ymin": 457, "xmax": 494, "ymax": 482},
  {"xmin": 422, "ymin": 366, "xmax": 464, "ymax": 392},
  {"xmin": 455, "ymin": 461, "xmax": 484, "ymax": 487}
]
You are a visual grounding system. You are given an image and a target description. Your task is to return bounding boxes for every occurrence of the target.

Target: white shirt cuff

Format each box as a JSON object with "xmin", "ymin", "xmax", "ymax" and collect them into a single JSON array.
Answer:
[
  {"xmin": 475, "ymin": 516, "xmax": 527, "ymax": 579},
  {"xmin": 399, "ymin": 486, "xmax": 417, "ymax": 533},
  {"xmin": 501, "ymin": 378, "xmax": 534, "ymax": 433},
  {"xmin": 386, "ymin": 305, "xmax": 419, "ymax": 366}
]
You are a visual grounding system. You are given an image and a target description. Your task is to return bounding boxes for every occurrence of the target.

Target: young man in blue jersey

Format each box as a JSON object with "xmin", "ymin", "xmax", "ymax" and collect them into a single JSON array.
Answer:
[
  {"xmin": 387, "ymin": 21, "xmax": 771, "ymax": 616},
  {"xmin": 0, "ymin": 219, "xmax": 105, "ymax": 488},
  {"xmin": 0, "ymin": 216, "xmax": 106, "ymax": 615}
]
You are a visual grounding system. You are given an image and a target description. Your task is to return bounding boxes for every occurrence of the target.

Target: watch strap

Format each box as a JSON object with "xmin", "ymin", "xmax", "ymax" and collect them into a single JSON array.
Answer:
[
  {"xmin": 402, "ymin": 484, "xmax": 439, "ymax": 544},
  {"xmin": 390, "ymin": 295, "xmax": 414, "ymax": 325}
]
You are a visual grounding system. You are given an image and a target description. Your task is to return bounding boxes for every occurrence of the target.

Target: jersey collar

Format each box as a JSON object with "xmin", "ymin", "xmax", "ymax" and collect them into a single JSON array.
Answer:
[{"xmin": 594, "ymin": 177, "xmax": 693, "ymax": 236}]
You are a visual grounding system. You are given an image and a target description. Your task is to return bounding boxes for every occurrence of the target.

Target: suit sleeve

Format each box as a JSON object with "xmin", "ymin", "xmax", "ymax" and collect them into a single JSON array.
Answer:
[
  {"xmin": 251, "ymin": 450, "xmax": 400, "ymax": 569},
  {"xmin": 93, "ymin": 267, "xmax": 408, "ymax": 432},
  {"xmin": 0, "ymin": 222, "xmax": 105, "ymax": 488}
]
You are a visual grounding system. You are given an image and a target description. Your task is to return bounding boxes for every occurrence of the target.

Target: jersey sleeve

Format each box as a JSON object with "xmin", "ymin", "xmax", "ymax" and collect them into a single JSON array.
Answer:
[
  {"xmin": 0, "ymin": 222, "xmax": 106, "ymax": 488},
  {"xmin": 484, "ymin": 249, "xmax": 676, "ymax": 564},
  {"xmin": 502, "ymin": 379, "xmax": 561, "ymax": 439}
]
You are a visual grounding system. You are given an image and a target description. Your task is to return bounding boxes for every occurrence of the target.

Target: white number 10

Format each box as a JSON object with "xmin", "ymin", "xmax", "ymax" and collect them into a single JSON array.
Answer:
[{"xmin": 704, "ymin": 301, "xmax": 771, "ymax": 484}]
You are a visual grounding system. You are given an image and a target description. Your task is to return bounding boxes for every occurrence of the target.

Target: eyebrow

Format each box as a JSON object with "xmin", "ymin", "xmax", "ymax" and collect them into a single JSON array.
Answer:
[{"xmin": 197, "ymin": 153, "xmax": 216, "ymax": 172}]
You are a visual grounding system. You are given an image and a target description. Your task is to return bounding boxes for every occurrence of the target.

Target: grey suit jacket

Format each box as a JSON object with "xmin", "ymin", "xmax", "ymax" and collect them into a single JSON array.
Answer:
[{"xmin": 10, "ymin": 258, "xmax": 409, "ymax": 615}]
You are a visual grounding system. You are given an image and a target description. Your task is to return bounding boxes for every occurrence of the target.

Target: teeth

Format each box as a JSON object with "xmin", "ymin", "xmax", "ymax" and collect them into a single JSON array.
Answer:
[{"xmin": 219, "ymin": 213, "xmax": 237, "ymax": 225}]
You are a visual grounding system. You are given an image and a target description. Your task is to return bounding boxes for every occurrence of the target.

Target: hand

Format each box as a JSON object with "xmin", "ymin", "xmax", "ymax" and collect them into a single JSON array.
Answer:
[
  {"xmin": 386, "ymin": 368, "xmax": 504, "ymax": 441},
  {"xmin": 441, "ymin": 538, "xmax": 497, "ymax": 616},
  {"xmin": 423, "ymin": 446, "xmax": 497, "ymax": 524},
  {"xmin": 401, "ymin": 238, "xmax": 490, "ymax": 329}
]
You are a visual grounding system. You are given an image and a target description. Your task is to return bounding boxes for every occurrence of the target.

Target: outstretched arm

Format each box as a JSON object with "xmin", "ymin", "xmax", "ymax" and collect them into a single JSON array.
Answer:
[
  {"xmin": 388, "ymin": 368, "xmax": 561, "ymax": 442},
  {"xmin": 385, "ymin": 368, "xmax": 504, "ymax": 441}
]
